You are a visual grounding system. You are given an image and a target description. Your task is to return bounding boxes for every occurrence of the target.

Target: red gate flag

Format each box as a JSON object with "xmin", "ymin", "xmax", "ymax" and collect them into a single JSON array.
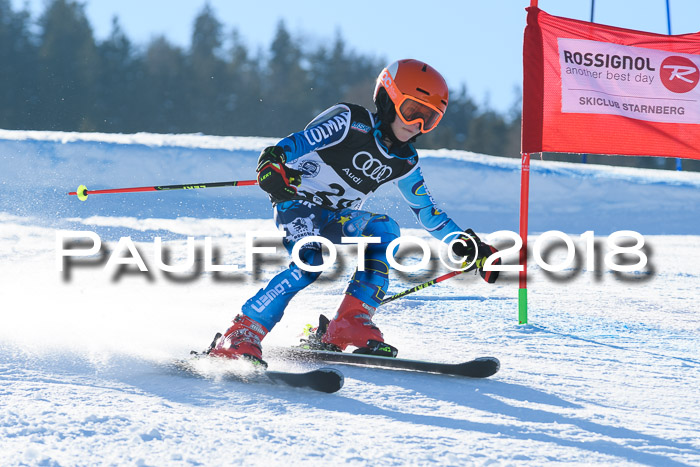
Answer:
[{"xmin": 522, "ymin": 7, "xmax": 700, "ymax": 159}]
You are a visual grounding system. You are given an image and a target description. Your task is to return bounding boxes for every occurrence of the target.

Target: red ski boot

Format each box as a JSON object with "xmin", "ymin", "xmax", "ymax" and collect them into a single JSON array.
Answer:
[
  {"xmin": 321, "ymin": 295, "xmax": 397, "ymax": 357},
  {"xmin": 208, "ymin": 314, "xmax": 268, "ymax": 366}
]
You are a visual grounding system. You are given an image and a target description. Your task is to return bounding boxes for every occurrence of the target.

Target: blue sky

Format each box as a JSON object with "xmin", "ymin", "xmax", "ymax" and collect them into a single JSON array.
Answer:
[{"xmin": 11, "ymin": 0, "xmax": 700, "ymax": 114}]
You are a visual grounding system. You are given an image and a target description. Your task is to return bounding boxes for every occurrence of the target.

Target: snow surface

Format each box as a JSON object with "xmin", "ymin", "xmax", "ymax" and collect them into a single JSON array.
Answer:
[{"xmin": 1, "ymin": 130, "xmax": 699, "ymax": 466}]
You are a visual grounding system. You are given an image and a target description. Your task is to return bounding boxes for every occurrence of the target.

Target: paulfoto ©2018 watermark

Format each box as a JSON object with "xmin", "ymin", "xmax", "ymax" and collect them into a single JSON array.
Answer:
[{"xmin": 55, "ymin": 229, "xmax": 650, "ymax": 280}]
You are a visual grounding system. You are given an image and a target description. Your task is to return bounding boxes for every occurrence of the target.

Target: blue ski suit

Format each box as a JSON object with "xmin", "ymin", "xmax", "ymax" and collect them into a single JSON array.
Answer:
[{"xmin": 241, "ymin": 103, "xmax": 465, "ymax": 331}]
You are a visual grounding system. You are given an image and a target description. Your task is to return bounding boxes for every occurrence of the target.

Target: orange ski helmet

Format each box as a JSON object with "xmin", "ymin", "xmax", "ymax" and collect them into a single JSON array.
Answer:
[{"xmin": 373, "ymin": 59, "xmax": 449, "ymax": 133}]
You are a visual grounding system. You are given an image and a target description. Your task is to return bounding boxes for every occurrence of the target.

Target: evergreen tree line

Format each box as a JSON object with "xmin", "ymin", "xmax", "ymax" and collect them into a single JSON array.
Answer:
[
  {"xmin": 0, "ymin": 0, "xmax": 521, "ymax": 155},
  {"xmin": 1, "ymin": 0, "xmax": 694, "ymax": 170}
]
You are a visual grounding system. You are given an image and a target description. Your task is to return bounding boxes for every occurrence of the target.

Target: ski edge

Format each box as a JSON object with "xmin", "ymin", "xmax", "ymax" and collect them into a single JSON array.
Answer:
[
  {"xmin": 266, "ymin": 367, "xmax": 344, "ymax": 393},
  {"xmin": 267, "ymin": 348, "xmax": 500, "ymax": 379},
  {"xmin": 171, "ymin": 359, "xmax": 345, "ymax": 393}
]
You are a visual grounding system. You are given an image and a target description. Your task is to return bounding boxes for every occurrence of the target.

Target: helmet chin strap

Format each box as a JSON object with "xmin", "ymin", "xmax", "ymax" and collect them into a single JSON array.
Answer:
[
  {"xmin": 373, "ymin": 118, "xmax": 420, "ymax": 159},
  {"xmin": 379, "ymin": 120, "xmax": 421, "ymax": 146}
]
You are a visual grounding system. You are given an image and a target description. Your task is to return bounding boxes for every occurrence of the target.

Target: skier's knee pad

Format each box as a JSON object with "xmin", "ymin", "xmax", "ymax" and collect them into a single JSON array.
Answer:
[{"xmin": 362, "ymin": 214, "xmax": 400, "ymax": 244}]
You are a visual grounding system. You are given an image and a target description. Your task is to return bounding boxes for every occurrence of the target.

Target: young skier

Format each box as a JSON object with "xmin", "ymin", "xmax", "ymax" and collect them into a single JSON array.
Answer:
[{"xmin": 208, "ymin": 59, "xmax": 500, "ymax": 363}]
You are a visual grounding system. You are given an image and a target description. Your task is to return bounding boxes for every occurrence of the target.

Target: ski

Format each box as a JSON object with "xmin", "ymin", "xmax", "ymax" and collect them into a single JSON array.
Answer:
[
  {"xmin": 267, "ymin": 347, "xmax": 500, "ymax": 378},
  {"xmin": 171, "ymin": 358, "xmax": 344, "ymax": 394}
]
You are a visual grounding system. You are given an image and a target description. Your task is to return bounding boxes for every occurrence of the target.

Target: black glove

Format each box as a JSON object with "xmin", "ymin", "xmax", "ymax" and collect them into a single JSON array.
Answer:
[
  {"xmin": 451, "ymin": 229, "xmax": 501, "ymax": 284},
  {"xmin": 256, "ymin": 146, "xmax": 303, "ymax": 202}
]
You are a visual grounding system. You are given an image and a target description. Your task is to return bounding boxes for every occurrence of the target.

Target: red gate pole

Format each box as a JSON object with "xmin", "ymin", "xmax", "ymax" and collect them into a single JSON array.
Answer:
[
  {"xmin": 520, "ymin": 0, "xmax": 536, "ymax": 323},
  {"xmin": 518, "ymin": 152, "xmax": 531, "ymax": 324}
]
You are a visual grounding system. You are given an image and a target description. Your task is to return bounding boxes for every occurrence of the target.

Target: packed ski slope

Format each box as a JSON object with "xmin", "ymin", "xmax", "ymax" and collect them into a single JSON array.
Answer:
[{"xmin": 1, "ymin": 130, "xmax": 699, "ymax": 466}]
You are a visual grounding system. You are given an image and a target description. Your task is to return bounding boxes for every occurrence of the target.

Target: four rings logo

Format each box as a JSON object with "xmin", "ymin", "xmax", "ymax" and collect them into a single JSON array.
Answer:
[
  {"xmin": 660, "ymin": 56, "xmax": 699, "ymax": 93},
  {"xmin": 352, "ymin": 152, "xmax": 393, "ymax": 183}
]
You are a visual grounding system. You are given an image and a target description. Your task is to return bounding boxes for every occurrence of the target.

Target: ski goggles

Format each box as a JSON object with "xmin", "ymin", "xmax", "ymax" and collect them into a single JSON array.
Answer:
[{"xmin": 380, "ymin": 70, "xmax": 445, "ymax": 133}]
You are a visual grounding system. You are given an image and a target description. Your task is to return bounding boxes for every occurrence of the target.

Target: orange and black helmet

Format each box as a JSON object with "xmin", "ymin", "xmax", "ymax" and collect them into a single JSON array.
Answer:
[{"xmin": 373, "ymin": 59, "xmax": 449, "ymax": 133}]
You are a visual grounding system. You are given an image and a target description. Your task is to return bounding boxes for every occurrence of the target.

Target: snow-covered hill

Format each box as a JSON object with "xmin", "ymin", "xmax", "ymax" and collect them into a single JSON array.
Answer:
[
  {"xmin": 3, "ymin": 128, "xmax": 700, "ymax": 234},
  {"xmin": 1, "ymin": 130, "xmax": 698, "ymax": 465}
]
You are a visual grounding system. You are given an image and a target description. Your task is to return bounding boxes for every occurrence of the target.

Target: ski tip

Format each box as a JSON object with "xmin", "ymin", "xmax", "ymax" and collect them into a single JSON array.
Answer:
[
  {"xmin": 76, "ymin": 184, "xmax": 88, "ymax": 201},
  {"xmin": 475, "ymin": 356, "xmax": 500, "ymax": 364},
  {"xmin": 315, "ymin": 367, "xmax": 345, "ymax": 393},
  {"xmin": 474, "ymin": 357, "xmax": 500, "ymax": 376}
]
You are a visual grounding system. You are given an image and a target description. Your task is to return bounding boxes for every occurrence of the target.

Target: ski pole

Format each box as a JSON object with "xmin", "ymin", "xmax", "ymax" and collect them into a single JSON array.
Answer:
[
  {"xmin": 381, "ymin": 265, "xmax": 471, "ymax": 305},
  {"xmin": 68, "ymin": 180, "xmax": 258, "ymax": 201}
]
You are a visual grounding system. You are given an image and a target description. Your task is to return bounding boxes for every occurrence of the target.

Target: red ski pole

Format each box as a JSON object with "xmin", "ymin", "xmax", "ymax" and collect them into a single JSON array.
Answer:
[
  {"xmin": 381, "ymin": 266, "xmax": 471, "ymax": 305},
  {"xmin": 68, "ymin": 180, "xmax": 259, "ymax": 201}
]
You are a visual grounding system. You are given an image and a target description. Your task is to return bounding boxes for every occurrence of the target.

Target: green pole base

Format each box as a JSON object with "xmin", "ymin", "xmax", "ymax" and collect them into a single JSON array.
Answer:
[{"xmin": 518, "ymin": 288, "xmax": 528, "ymax": 324}]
